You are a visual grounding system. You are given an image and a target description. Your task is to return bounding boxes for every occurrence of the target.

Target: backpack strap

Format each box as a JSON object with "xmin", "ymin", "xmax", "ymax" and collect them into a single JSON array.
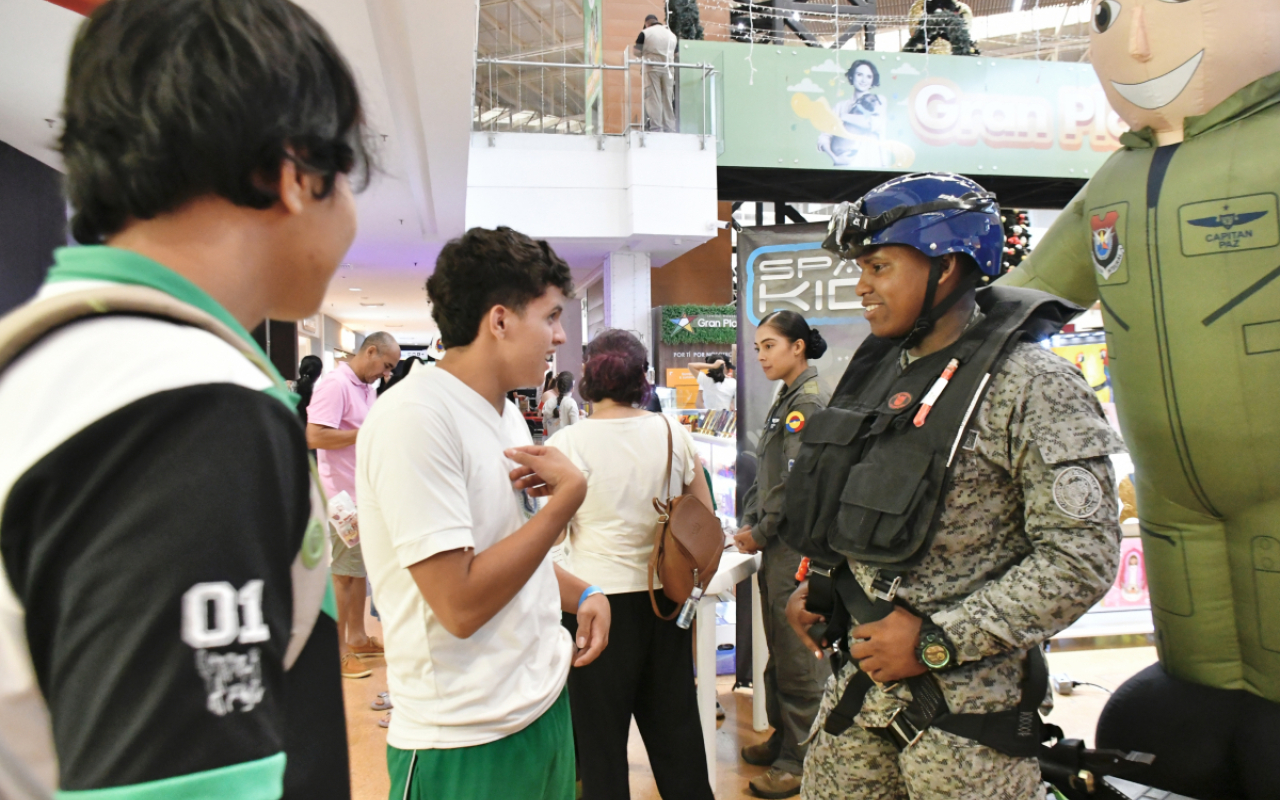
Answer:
[
  {"xmin": 0, "ymin": 285, "xmax": 326, "ymax": 671},
  {"xmin": 0, "ymin": 285, "xmax": 278, "ymax": 378}
]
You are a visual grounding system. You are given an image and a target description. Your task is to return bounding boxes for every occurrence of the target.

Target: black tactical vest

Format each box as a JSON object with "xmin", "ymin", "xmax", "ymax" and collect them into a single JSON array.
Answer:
[{"xmin": 781, "ymin": 287, "xmax": 1080, "ymax": 566}]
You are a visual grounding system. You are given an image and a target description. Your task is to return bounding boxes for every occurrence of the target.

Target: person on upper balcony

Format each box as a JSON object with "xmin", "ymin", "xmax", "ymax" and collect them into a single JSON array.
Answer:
[{"xmin": 634, "ymin": 14, "xmax": 678, "ymax": 133}]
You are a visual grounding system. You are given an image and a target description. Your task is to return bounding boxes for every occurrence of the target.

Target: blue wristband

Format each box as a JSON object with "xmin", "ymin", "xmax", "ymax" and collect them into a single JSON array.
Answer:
[{"xmin": 578, "ymin": 585, "xmax": 604, "ymax": 610}]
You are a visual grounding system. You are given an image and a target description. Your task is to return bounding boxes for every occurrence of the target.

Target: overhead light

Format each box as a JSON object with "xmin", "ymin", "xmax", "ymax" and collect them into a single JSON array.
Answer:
[
  {"xmin": 360, "ymin": 302, "xmax": 385, "ymax": 307},
  {"xmin": 349, "ymin": 287, "xmax": 362, "ymax": 291}
]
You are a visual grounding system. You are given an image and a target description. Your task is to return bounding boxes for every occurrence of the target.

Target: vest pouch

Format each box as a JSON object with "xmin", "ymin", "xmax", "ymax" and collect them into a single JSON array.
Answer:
[
  {"xmin": 832, "ymin": 447, "xmax": 945, "ymax": 564},
  {"xmin": 794, "ymin": 407, "xmax": 866, "ymax": 472},
  {"xmin": 780, "ymin": 408, "xmax": 869, "ymax": 560}
]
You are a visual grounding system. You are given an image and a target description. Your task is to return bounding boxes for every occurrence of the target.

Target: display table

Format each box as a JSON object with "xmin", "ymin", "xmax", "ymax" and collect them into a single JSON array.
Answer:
[
  {"xmin": 688, "ymin": 430, "xmax": 739, "ymax": 529},
  {"xmin": 695, "ymin": 550, "xmax": 763, "ymax": 793}
]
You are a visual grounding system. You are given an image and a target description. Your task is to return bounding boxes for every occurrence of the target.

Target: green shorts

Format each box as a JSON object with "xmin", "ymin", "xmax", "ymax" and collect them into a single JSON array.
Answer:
[
  {"xmin": 330, "ymin": 533, "xmax": 365, "ymax": 578},
  {"xmin": 387, "ymin": 689, "xmax": 574, "ymax": 800}
]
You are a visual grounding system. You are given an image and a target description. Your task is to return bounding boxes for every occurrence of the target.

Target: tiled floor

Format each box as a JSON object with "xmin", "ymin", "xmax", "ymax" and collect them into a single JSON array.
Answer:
[{"xmin": 344, "ymin": 604, "xmax": 1158, "ymax": 799}]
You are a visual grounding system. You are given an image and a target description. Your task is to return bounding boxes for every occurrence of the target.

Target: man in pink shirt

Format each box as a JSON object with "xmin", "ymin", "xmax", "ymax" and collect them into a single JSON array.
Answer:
[{"xmin": 307, "ymin": 331, "xmax": 401, "ymax": 678}]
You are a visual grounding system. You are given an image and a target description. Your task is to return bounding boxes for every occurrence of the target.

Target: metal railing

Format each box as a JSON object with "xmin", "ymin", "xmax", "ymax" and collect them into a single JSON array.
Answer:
[
  {"xmin": 721, "ymin": 0, "xmax": 1091, "ymax": 62},
  {"xmin": 473, "ymin": 51, "xmax": 720, "ymax": 145}
]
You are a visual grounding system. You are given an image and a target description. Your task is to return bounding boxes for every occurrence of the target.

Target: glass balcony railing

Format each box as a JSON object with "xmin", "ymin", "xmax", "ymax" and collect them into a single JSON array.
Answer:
[{"xmin": 473, "ymin": 51, "xmax": 722, "ymax": 143}]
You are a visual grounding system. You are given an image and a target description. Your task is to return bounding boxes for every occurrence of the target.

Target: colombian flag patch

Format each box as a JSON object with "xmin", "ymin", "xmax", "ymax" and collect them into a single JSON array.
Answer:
[{"xmin": 785, "ymin": 411, "xmax": 805, "ymax": 432}]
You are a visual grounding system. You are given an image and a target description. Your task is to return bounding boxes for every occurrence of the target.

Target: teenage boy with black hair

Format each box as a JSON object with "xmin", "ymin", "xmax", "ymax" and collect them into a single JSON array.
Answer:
[
  {"xmin": 357, "ymin": 226, "xmax": 612, "ymax": 800},
  {"xmin": 0, "ymin": 1, "xmax": 369, "ymax": 799}
]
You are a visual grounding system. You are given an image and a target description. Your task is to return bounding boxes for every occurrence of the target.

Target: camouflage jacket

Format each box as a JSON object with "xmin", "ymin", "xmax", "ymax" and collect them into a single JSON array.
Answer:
[{"xmin": 839, "ymin": 341, "xmax": 1125, "ymax": 728}]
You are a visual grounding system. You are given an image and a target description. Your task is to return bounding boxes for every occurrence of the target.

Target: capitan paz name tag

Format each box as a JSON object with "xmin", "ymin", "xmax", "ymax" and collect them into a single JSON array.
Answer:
[{"xmin": 1179, "ymin": 193, "xmax": 1280, "ymax": 257}]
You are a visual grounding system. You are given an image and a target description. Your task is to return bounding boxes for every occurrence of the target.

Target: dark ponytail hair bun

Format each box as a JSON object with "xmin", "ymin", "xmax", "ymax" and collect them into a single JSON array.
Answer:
[
  {"xmin": 806, "ymin": 329, "xmax": 828, "ymax": 359},
  {"xmin": 759, "ymin": 310, "xmax": 826, "ymax": 360},
  {"xmin": 707, "ymin": 353, "xmax": 733, "ymax": 383},
  {"xmin": 552, "ymin": 371, "xmax": 575, "ymax": 419}
]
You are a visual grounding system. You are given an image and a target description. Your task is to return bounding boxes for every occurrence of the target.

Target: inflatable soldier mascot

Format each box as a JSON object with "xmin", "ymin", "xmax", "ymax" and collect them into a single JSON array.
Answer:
[
  {"xmin": 784, "ymin": 173, "xmax": 1132, "ymax": 800},
  {"xmin": 1001, "ymin": 1, "xmax": 1280, "ymax": 796}
]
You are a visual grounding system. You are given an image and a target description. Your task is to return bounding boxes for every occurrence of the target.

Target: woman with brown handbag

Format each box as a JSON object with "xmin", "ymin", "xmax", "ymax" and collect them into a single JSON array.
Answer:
[{"xmin": 546, "ymin": 329, "xmax": 715, "ymax": 800}]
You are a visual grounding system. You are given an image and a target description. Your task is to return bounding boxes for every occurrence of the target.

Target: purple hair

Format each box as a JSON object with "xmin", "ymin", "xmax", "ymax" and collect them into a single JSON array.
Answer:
[{"xmin": 580, "ymin": 329, "xmax": 651, "ymax": 407}]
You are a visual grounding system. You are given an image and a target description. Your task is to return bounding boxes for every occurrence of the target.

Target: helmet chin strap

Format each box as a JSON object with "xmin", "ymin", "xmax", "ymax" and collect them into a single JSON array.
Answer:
[{"xmin": 894, "ymin": 256, "xmax": 982, "ymax": 351}]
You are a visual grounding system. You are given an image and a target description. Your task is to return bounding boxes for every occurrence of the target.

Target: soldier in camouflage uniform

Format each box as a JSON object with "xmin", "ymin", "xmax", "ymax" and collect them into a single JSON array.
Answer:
[{"xmin": 783, "ymin": 174, "xmax": 1124, "ymax": 799}]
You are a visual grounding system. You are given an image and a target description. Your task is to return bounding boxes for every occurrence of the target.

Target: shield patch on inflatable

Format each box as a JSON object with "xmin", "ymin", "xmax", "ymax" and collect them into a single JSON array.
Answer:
[{"xmin": 1091, "ymin": 210, "xmax": 1125, "ymax": 280}]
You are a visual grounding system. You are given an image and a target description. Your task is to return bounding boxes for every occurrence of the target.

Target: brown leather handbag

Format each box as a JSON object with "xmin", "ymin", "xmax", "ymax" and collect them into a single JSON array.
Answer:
[{"xmin": 648, "ymin": 417, "xmax": 724, "ymax": 620}]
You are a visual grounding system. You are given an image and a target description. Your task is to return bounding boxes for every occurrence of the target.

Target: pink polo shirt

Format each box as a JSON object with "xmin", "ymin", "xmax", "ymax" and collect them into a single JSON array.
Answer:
[{"xmin": 307, "ymin": 361, "xmax": 376, "ymax": 502}]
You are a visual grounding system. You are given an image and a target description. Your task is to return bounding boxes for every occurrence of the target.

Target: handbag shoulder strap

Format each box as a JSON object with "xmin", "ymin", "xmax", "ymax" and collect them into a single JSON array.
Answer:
[
  {"xmin": 661, "ymin": 414, "xmax": 675, "ymax": 506},
  {"xmin": 647, "ymin": 545, "xmax": 679, "ymax": 620},
  {"xmin": 648, "ymin": 414, "xmax": 680, "ymax": 621}
]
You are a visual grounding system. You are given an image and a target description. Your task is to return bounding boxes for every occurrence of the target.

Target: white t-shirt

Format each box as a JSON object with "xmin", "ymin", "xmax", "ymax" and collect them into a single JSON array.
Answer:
[
  {"xmin": 356, "ymin": 366, "xmax": 572, "ymax": 750},
  {"xmin": 546, "ymin": 414, "xmax": 701, "ymax": 594},
  {"xmin": 696, "ymin": 372, "xmax": 737, "ymax": 410},
  {"xmin": 542, "ymin": 395, "xmax": 579, "ymax": 438}
]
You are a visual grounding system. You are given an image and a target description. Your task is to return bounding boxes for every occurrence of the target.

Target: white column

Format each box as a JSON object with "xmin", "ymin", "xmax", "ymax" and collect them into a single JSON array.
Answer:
[
  {"xmin": 558, "ymin": 296, "xmax": 584, "ymax": 394},
  {"xmin": 601, "ymin": 251, "xmax": 651, "ymax": 347}
]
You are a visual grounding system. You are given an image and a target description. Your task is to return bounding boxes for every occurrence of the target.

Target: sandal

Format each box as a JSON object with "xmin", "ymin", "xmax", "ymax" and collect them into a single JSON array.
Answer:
[
  {"xmin": 378, "ymin": 711, "xmax": 391, "ymax": 729},
  {"xmin": 371, "ymin": 692, "xmax": 393, "ymax": 711}
]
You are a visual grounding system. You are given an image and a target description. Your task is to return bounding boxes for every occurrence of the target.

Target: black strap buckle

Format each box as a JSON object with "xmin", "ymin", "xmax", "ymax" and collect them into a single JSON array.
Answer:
[
  {"xmin": 869, "ymin": 571, "xmax": 901, "ymax": 602},
  {"xmin": 884, "ymin": 707, "xmax": 927, "ymax": 750}
]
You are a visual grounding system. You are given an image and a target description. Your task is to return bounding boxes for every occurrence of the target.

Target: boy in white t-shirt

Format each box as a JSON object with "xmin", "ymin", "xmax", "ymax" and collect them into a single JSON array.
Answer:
[{"xmin": 357, "ymin": 226, "xmax": 611, "ymax": 800}]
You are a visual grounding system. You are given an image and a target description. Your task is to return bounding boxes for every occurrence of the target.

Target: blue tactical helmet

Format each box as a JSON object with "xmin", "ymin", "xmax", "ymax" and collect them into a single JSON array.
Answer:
[{"xmin": 823, "ymin": 172, "xmax": 1004, "ymax": 276}]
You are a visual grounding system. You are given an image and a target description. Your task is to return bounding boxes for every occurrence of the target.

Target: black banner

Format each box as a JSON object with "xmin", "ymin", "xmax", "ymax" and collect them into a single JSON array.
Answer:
[{"xmin": 736, "ymin": 224, "xmax": 872, "ymax": 455}]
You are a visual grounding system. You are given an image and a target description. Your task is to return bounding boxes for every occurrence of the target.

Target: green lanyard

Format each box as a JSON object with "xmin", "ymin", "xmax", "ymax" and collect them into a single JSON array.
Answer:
[{"xmin": 46, "ymin": 246, "xmax": 299, "ymax": 409}]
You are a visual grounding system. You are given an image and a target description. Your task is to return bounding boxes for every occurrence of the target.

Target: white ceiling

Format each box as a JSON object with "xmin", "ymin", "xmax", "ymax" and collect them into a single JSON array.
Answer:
[
  {"xmin": 0, "ymin": 0, "xmax": 482, "ymax": 343},
  {"xmin": 3, "ymin": 0, "xmax": 712, "ymax": 345},
  {"xmin": 0, "ymin": 0, "xmax": 76, "ymax": 172}
]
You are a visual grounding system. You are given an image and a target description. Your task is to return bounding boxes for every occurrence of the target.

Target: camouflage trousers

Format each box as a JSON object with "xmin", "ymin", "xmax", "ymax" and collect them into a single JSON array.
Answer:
[{"xmin": 800, "ymin": 668, "xmax": 1043, "ymax": 800}]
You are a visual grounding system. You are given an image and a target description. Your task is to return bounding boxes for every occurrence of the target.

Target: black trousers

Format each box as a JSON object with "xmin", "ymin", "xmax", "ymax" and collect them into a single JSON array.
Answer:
[{"xmin": 562, "ymin": 591, "xmax": 714, "ymax": 800}]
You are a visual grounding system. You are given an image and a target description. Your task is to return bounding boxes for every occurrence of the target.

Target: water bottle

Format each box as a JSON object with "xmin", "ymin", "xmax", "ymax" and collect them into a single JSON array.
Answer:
[{"xmin": 676, "ymin": 584, "xmax": 704, "ymax": 629}]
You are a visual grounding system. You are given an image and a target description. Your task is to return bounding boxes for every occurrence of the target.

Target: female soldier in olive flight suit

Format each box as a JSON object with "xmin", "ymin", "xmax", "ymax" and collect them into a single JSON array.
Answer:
[{"xmin": 734, "ymin": 311, "xmax": 831, "ymax": 799}]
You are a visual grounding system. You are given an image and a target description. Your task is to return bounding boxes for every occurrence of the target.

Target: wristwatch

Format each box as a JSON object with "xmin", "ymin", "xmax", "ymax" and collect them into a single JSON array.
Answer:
[{"xmin": 916, "ymin": 621, "xmax": 957, "ymax": 671}]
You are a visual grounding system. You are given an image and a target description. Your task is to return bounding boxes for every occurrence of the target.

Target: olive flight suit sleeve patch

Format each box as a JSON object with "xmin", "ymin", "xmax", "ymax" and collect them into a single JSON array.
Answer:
[
  {"xmin": 932, "ymin": 359, "xmax": 1123, "ymax": 664},
  {"xmin": 752, "ymin": 395, "xmax": 825, "ymax": 547}
]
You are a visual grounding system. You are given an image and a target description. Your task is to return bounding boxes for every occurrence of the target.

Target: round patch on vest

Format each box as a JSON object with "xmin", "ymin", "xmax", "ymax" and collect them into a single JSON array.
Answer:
[
  {"xmin": 1053, "ymin": 467, "xmax": 1104, "ymax": 519},
  {"xmin": 785, "ymin": 411, "xmax": 806, "ymax": 432},
  {"xmin": 889, "ymin": 392, "xmax": 913, "ymax": 410}
]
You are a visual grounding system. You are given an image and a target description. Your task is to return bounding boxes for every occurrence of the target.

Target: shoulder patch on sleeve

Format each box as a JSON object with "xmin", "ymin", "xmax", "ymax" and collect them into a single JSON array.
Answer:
[
  {"xmin": 1053, "ymin": 466, "xmax": 1104, "ymax": 519},
  {"xmin": 785, "ymin": 410, "xmax": 806, "ymax": 432}
]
